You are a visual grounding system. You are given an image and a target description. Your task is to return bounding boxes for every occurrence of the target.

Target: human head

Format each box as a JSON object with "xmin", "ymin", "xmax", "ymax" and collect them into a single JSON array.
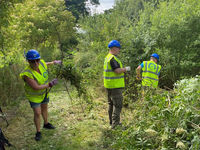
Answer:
[
  {"xmin": 26, "ymin": 49, "xmax": 41, "ymax": 69},
  {"xmin": 108, "ymin": 40, "xmax": 121, "ymax": 56},
  {"xmin": 150, "ymin": 53, "xmax": 159, "ymax": 63}
]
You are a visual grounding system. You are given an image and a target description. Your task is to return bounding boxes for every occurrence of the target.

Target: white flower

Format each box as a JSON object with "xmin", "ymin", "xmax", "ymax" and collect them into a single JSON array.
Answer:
[
  {"xmin": 145, "ymin": 129, "xmax": 157, "ymax": 136},
  {"xmin": 176, "ymin": 141, "xmax": 186, "ymax": 149},
  {"xmin": 176, "ymin": 128, "xmax": 187, "ymax": 134}
]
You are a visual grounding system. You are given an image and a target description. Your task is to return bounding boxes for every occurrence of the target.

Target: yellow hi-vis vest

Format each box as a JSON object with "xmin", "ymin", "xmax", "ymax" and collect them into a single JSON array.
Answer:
[
  {"xmin": 20, "ymin": 59, "xmax": 49, "ymax": 103},
  {"xmin": 104, "ymin": 53, "xmax": 125, "ymax": 89},
  {"xmin": 142, "ymin": 60, "xmax": 161, "ymax": 88}
]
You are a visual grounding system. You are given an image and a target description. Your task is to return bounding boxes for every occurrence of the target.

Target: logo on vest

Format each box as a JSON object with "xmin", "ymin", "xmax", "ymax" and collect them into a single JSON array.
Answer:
[
  {"xmin": 148, "ymin": 63, "xmax": 156, "ymax": 70},
  {"xmin": 43, "ymin": 72, "xmax": 48, "ymax": 78}
]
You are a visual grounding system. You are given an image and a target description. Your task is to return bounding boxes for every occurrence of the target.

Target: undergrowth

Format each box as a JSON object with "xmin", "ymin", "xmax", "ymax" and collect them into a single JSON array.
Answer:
[
  {"xmin": 1, "ymin": 75, "xmax": 199, "ymax": 150},
  {"xmin": 108, "ymin": 75, "xmax": 200, "ymax": 150}
]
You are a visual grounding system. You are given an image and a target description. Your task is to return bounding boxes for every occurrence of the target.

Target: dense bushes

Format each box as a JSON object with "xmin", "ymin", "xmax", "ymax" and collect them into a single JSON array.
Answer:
[
  {"xmin": 0, "ymin": 0, "xmax": 77, "ymax": 105},
  {"xmin": 0, "ymin": 65, "xmax": 24, "ymax": 105},
  {"xmin": 0, "ymin": 0, "xmax": 199, "ymax": 148},
  {"xmin": 74, "ymin": 1, "xmax": 200, "ymax": 148},
  {"xmin": 77, "ymin": 0, "xmax": 200, "ymax": 90},
  {"xmin": 110, "ymin": 76, "xmax": 200, "ymax": 149}
]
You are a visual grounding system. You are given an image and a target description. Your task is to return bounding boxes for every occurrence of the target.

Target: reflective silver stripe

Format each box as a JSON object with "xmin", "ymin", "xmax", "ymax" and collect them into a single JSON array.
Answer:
[
  {"xmin": 24, "ymin": 70, "xmax": 38, "ymax": 82},
  {"xmin": 104, "ymin": 69, "xmax": 114, "ymax": 72},
  {"xmin": 104, "ymin": 57, "xmax": 109, "ymax": 70},
  {"xmin": 142, "ymin": 76, "xmax": 158, "ymax": 81},
  {"xmin": 26, "ymin": 90, "xmax": 46, "ymax": 96},
  {"xmin": 156, "ymin": 65, "xmax": 159, "ymax": 74},
  {"xmin": 143, "ymin": 71, "xmax": 159, "ymax": 76},
  {"xmin": 104, "ymin": 76, "xmax": 124, "ymax": 79},
  {"xmin": 25, "ymin": 70, "xmax": 32, "ymax": 74},
  {"xmin": 39, "ymin": 61, "xmax": 47, "ymax": 72},
  {"xmin": 106, "ymin": 55, "xmax": 114, "ymax": 70},
  {"xmin": 24, "ymin": 70, "xmax": 48, "ymax": 84},
  {"xmin": 145, "ymin": 61, "xmax": 147, "ymax": 71}
]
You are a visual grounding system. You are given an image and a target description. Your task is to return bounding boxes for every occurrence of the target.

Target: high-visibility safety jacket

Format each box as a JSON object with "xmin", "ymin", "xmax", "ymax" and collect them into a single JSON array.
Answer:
[
  {"xmin": 142, "ymin": 60, "xmax": 161, "ymax": 88},
  {"xmin": 104, "ymin": 53, "xmax": 125, "ymax": 89},
  {"xmin": 20, "ymin": 59, "xmax": 49, "ymax": 103}
]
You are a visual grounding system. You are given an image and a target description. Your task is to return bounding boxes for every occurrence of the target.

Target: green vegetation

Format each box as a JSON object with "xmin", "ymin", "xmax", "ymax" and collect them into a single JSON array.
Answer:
[
  {"xmin": 3, "ymin": 88, "xmax": 110, "ymax": 150},
  {"xmin": 111, "ymin": 76, "xmax": 200, "ymax": 149},
  {"xmin": 65, "ymin": 0, "xmax": 100, "ymax": 20},
  {"xmin": 2, "ymin": 76, "xmax": 200, "ymax": 149},
  {"xmin": 0, "ymin": 0, "xmax": 77, "ymax": 105},
  {"xmin": 77, "ymin": 0, "xmax": 200, "ymax": 89},
  {"xmin": 0, "ymin": 0, "xmax": 200, "ymax": 149}
]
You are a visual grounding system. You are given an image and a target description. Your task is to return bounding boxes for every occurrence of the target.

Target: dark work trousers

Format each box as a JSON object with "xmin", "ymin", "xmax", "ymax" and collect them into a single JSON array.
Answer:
[{"xmin": 107, "ymin": 88, "xmax": 123, "ymax": 128}]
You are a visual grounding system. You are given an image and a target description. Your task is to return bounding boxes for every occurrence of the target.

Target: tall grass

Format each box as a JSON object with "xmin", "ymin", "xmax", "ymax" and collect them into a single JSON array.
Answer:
[{"xmin": 0, "ymin": 64, "xmax": 24, "ymax": 106}]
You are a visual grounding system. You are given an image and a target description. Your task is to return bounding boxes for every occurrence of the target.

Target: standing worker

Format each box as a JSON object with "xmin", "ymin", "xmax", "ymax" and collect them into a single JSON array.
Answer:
[
  {"xmin": 136, "ymin": 53, "xmax": 161, "ymax": 90},
  {"xmin": 104, "ymin": 40, "xmax": 131, "ymax": 129},
  {"xmin": 20, "ymin": 49, "xmax": 61, "ymax": 141}
]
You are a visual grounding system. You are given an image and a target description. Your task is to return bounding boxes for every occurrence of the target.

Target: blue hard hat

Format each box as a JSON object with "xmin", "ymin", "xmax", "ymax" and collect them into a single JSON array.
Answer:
[
  {"xmin": 26, "ymin": 49, "xmax": 41, "ymax": 60},
  {"xmin": 150, "ymin": 53, "xmax": 159, "ymax": 61},
  {"xmin": 108, "ymin": 40, "xmax": 121, "ymax": 48}
]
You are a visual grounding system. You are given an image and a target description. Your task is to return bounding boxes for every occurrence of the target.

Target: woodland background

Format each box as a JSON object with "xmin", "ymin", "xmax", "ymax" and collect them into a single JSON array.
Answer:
[{"xmin": 0, "ymin": 0, "xmax": 200, "ymax": 149}]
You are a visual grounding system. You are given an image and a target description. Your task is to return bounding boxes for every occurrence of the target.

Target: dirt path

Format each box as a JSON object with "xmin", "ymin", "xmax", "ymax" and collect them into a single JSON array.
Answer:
[{"xmin": 1, "ymin": 90, "xmax": 114, "ymax": 150}]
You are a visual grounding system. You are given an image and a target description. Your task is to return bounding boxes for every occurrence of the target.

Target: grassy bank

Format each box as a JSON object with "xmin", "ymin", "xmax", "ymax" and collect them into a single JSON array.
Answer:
[
  {"xmin": 1, "ymin": 76, "xmax": 199, "ymax": 150},
  {"xmin": 1, "ymin": 86, "xmax": 116, "ymax": 150}
]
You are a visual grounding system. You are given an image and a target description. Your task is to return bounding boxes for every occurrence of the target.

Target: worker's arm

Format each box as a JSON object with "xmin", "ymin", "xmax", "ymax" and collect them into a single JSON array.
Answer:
[
  {"xmin": 46, "ymin": 61, "xmax": 54, "ymax": 65},
  {"xmin": 24, "ymin": 76, "xmax": 49, "ymax": 90},
  {"xmin": 136, "ymin": 65, "xmax": 142, "ymax": 80},
  {"xmin": 114, "ymin": 68, "xmax": 127, "ymax": 74},
  {"xmin": 46, "ymin": 60, "xmax": 62, "ymax": 65},
  {"xmin": 110, "ymin": 58, "xmax": 130, "ymax": 74}
]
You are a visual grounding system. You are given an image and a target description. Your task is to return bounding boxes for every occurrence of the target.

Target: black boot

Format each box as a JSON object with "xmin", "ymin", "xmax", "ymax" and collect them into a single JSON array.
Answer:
[
  {"xmin": 35, "ymin": 132, "xmax": 41, "ymax": 141},
  {"xmin": 43, "ymin": 123, "xmax": 55, "ymax": 129}
]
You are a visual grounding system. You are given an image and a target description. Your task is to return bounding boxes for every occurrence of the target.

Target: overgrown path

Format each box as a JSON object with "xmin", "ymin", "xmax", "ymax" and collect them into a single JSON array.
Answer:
[{"xmin": 2, "ymin": 89, "xmax": 118, "ymax": 150}]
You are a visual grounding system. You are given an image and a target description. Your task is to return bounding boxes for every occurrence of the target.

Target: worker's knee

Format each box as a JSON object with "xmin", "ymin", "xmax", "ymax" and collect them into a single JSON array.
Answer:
[{"xmin": 33, "ymin": 108, "xmax": 41, "ymax": 117}]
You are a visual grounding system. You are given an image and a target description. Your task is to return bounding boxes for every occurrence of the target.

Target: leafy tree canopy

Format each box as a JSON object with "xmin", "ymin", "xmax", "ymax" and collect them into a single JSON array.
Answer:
[
  {"xmin": 77, "ymin": 0, "xmax": 200, "ymax": 88},
  {"xmin": 0, "ymin": 0, "xmax": 77, "ymax": 67},
  {"xmin": 65, "ymin": 0, "xmax": 100, "ymax": 20}
]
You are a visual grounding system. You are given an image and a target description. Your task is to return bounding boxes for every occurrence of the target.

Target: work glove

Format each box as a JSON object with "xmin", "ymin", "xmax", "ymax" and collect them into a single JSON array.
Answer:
[
  {"xmin": 136, "ymin": 75, "xmax": 142, "ymax": 80},
  {"xmin": 53, "ymin": 60, "xmax": 62, "ymax": 65},
  {"xmin": 49, "ymin": 78, "xmax": 58, "ymax": 87},
  {"xmin": 125, "ymin": 66, "xmax": 131, "ymax": 71}
]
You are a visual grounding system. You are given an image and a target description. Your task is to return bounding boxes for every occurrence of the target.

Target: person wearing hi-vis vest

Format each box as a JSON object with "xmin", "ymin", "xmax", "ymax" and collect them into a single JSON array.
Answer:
[
  {"xmin": 136, "ymin": 53, "xmax": 161, "ymax": 91},
  {"xmin": 20, "ymin": 49, "xmax": 61, "ymax": 141},
  {"xmin": 104, "ymin": 40, "xmax": 131, "ymax": 129}
]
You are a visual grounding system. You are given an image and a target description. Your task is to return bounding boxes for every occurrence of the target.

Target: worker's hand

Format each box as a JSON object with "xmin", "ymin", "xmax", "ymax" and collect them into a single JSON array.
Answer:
[
  {"xmin": 53, "ymin": 60, "xmax": 62, "ymax": 65},
  {"xmin": 136, "ymin": 75, "xmax": 142, "ymax": 80},
  {"xmin": 125, "ymin": 66, "xmax": 131, "ymax": 72},
  {"xmin": 49, "ymin": 78, "xmax": 58, "ymax": 87}
]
